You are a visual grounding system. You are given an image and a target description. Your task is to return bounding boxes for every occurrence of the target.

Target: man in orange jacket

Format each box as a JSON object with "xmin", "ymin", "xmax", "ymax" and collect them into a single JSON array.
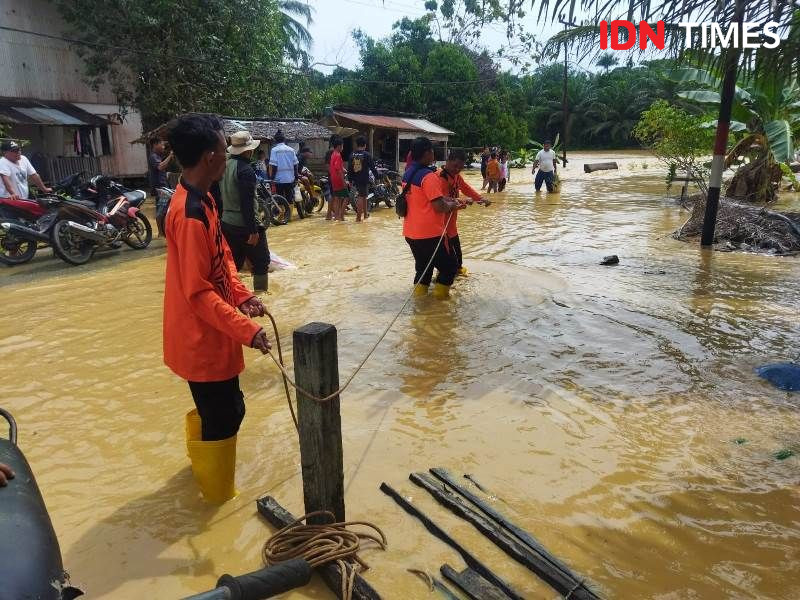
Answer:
[
  {"xmin": 438, "ymin": 149, "xmax": 490, "ymax": 276},
  {"xmin": 163, "ymin": 114, "xmax": 271, "ymax": 503}
]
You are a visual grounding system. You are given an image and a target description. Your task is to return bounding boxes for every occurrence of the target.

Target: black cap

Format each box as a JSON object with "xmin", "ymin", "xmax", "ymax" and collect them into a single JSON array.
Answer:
[
  {"xmin": 1, "ymin": 140, "xmax": 21, "ymax": 152},
  {"xmin": 543, "ymin": 140, "xmax": 552, "ymax": 144}
]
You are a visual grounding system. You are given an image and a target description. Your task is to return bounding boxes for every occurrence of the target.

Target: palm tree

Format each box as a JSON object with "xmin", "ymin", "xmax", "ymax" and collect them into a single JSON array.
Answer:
[
  {"xmin": 278, "ymin": 0, "xmax": 314, "ymax": 64},
  {"xmin": 596, "ymin": 52, "xmax": 619, "ymax": 73}
]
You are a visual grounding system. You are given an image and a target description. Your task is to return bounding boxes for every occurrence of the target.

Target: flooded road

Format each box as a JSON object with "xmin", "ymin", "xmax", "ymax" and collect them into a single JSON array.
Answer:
[{"xmin": 2, "ymin": 152, "xmax": 799, "ymax": 599}]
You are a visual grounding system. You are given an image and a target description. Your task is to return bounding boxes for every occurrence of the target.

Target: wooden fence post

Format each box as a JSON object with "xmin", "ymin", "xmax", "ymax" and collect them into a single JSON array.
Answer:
[{"xmin": 293, "ymin": 322, "xmax": 345, "ymax": 524}]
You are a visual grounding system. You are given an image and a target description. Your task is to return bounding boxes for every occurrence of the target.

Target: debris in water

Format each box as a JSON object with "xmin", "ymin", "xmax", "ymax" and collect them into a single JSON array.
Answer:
[
  {"xmin": 600, "ymin": 255, "xmax": 619, "ymax": 265},
  {"xmin": 774, "ymin": 448, "xmax": 795, "ymax": 460},
  {"xmin": 734, "ymin": 438, "xmax": 748, "ymax": 445},
  {"xmin": 755, "ymin": 363, "xmax": 800, "ymax": 391}
]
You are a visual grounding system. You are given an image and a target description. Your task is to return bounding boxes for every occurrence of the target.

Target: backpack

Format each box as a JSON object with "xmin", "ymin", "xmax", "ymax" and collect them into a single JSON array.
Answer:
[{"xmin": 396, "ymin": 164, "xmax": 427, "ymax": 218}]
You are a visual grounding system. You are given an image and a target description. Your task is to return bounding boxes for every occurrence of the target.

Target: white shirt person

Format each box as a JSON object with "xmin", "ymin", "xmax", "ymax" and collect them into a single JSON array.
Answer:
[
  {"xmin": 0, "ymin": 141, "xmax": 51, "ymax": 199},
  {"xmin": 532, "ymin": 142, "xmax": 559, "ymax": 192}
]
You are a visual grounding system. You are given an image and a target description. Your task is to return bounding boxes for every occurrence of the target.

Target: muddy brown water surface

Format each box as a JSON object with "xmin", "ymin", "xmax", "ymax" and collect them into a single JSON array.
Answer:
[{"xmin": 2, "ymin": 152, "xmax": 799, "ymax": 599}]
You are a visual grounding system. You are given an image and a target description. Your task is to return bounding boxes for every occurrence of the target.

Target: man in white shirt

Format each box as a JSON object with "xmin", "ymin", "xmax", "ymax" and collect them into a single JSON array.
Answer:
[
  {"xmin": 268, "ymin": 130, "xmax": 301, "ymax": 216},
  {"xmin": 0, "ymin": 140, "xmax": 52, "ymax": 200},
  {"xmin": 532, "ymin": 140, "xmax": 558, "ymax": 193}
]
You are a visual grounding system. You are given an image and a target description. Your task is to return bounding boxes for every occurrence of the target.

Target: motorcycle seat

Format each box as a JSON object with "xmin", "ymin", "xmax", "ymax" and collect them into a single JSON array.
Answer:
[
  {"xmin": 123, "ymin": 190, "xmax": 146, "ymax": 205},
  {"xmin": 72, "ymin": 198, "xmax": 100, "ymax": 209}
]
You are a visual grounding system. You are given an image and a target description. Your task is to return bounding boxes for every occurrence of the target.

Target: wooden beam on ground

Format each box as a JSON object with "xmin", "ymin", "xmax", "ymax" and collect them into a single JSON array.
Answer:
[
  {"xmin": 257, "ymin": 496, "xmax": 382, "ymax": 600},
  {"xmin": 427, "ymin": 469, "xmax": 601, "ymax": 600},
  {"xmin": 379, "ymin": 482, "xmax": 523, "ymax": 600},
  {"xmin": 294, "ymin": 322, "xmax": 345, "ymax": 524},
  {"xmin": 440, "ymin": 565, "xmax": 509, "ymax": 600},
  {"xmin": 583, "ymin": 162, "xmax": 618, "ymax": 173}
]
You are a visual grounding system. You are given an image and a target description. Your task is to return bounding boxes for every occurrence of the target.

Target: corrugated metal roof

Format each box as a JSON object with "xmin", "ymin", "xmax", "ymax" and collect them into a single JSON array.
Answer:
[
  {"xmin": 333, "ymin": 111, "xmax": 454, "ymax": 135},
  {"xmin": 0, "ymin": 98, "xmax": 109, "ymax": 126},
  {"xmin": 402, "ymin": 118, "xmax": 455, "ymax": 135}
]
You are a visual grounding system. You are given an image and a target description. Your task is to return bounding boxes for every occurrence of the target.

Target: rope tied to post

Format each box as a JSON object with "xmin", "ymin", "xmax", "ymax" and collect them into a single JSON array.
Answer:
[
  {"xmin": 263, "ymin": 212, "xmax": 455, "ymax": 432},
  {"xmin": 262, "ymin": 510, "xmax": 388, "ymax": 600}
]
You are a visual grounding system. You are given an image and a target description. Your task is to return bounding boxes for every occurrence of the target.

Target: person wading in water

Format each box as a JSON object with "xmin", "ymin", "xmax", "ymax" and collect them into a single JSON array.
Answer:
[
  {"xmin": 403, "ymin": 137, "xmax": 459, "ymax": 299},
  {"xmin": 163, "ymin": 114, "xmax": 271, "ymax": 504},
  {"xmin": 438, "ymin": 148, "xmax": 490, "ymax": 277},
  {"xmin": 220, "ymin": 130, "xmax": 270, "ymax": 292}
]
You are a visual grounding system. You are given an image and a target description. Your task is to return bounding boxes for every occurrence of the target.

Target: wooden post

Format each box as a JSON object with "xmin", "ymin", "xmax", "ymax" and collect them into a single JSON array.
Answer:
[
  {"xmin": 368, "ymin": 127, "xmax": 375, "ymax": 156},
  {"xmin": 293, "ymin": 322, "xmax": 345, "ymax": 524},
  {"xmin": 681, "ymin": 168, "xmax": 691, "ymax": 203}
]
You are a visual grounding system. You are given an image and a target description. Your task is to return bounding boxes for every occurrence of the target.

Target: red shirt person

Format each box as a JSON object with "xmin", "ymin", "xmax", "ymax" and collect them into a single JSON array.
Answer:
[
  {"xmin": 402, "ymin": 137, "xmax": 459, "ymax": 299},
  {"xmin": 163, "ymin": 114, "xmax": 271, "ymax": 504},
  {"xmin": 327, "ymin": 136, "xmax": 348, "ymax": 221},
  {"xmin": 438, "ymin": 149, "xmax": 489, "ymax": 276}
]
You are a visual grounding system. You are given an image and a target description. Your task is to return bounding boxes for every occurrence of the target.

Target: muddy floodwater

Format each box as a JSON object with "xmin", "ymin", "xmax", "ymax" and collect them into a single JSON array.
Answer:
[{"xmin": 2, "ymin": 152, "xmax": 799, "ymax": 599}]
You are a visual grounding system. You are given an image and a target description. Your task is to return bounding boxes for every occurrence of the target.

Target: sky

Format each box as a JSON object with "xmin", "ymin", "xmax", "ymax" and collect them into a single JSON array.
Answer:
[{"xmin": 305, "ymin": 0, "xmax": 574, "ymax": 74}]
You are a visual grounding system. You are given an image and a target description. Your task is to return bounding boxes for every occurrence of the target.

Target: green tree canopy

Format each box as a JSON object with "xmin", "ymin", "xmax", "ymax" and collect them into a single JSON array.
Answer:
[{"xmin": 53, "ymin": 0, "xmax": 309, "ymax": 129}]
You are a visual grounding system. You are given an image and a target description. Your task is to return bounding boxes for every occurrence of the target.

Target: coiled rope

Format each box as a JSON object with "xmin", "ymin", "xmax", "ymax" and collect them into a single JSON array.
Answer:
[
  {"xmin": 262, "ymin": 510, "xmax": 387, "ymax": 600},
  {"xmin": 264, "ymin": 211, "xmax": 455, "ymax": 431}
]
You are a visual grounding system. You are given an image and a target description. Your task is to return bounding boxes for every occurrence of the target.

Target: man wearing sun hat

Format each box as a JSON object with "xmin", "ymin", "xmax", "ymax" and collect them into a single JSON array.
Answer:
[
  {"xmin": 220, "ymin": 130, "xmax": 270, "ymax": 292},
  {"xmin": 0, "ymin": 140, "xmax": 52, "ymax": 200}
]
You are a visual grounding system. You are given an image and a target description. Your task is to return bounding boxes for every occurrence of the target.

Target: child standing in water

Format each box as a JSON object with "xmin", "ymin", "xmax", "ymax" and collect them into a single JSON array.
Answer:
[
  {"xmin": 498, "ymin": 153, "xmax": 510, "ymax": 192},
  {"xmin": 485, "ymin": 152, "xmax": 501, "ymax": 193}
]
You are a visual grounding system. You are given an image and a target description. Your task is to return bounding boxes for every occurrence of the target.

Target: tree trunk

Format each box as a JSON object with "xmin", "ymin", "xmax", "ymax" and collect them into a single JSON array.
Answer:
[{"xmin": 725, "ymin": 159, "xmax": 780, "ymax": 203}]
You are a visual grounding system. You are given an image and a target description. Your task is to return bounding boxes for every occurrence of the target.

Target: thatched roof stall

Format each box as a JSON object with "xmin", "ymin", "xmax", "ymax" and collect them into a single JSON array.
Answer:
[{"xmin": 132, "ymin": 115, "xmax": 335, "ymax": 175}]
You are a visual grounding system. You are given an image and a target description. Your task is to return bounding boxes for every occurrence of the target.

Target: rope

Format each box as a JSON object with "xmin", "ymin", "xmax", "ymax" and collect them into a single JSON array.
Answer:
[
  {"xmin": 262, "ymin": 510, "xmax": 387, "ymax": 600},
  {"xmin": 264, "ymin": 211, "xmax": 455, "ymax": 431},
  {"xmin": 564, "ymin": 577, "xmax": 587, "ymax": 599}
]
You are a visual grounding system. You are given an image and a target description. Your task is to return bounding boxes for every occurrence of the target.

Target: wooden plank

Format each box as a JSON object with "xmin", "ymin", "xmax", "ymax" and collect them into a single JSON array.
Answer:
[
  {"xmin": 256, "ymin": 496, "xmax": 382, "ymax": 600},
  {"xmin": 427, "ymin": 470, "xmax": 600, "ymax": 600},
  {"xmin": 440, "ymin": 565, "xmax": 510, "ymax": 600},
  {"xmin": 433, "ymin": 577, "xmax": 462, "ymax": 600},
  {"xmin": 293, "ymin": 322, "xmax": 345, "ymax": 524},
  {"xmin": 583, "ymin": 162, "xmax": 618, "ymax": 173},
  {"xmin": 379, "ymin": 482, "xmax": 523, "ymax": 600}
]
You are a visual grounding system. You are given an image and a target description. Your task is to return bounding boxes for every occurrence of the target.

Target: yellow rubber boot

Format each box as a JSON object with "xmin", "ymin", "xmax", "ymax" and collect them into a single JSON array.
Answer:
[
  {"xmin": 187, "ymin": 435, "xmax": 238, "ymax": 504},
  {"xmin": 185, "ymin": 409, "xmax": 201, "ymax": 458},
  {"xmin": 413, "ymin": 283, "xmax": 429, "ymax": 297},
  {"xmin": 432, "ymin": 283, "xmax": 451, "ymax": 299}
]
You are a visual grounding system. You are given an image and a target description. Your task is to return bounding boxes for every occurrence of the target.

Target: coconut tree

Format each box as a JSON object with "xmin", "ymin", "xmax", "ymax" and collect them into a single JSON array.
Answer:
[
  {"xmin": 278, "ymin": 0, "xmax": 314, "ymax": 64},
  {"xmin": 535, "ymin": 0, "xmax": 798, "ymax": 244}
]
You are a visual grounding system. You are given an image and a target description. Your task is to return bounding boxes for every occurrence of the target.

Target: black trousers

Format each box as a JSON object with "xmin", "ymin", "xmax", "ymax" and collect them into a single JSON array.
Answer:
[
  {"xmin": 406, "ymin": 236, "xmax": 458, "ymax": 287},
  {"xmin": 188, "ymin": 376, "xmax": 245, "ymax": 440},
  {"xmin": 221, "ymin": 222, "xmax": 270, "ymax": 276},
  {"xmin": 450, "ymin": 234, "xmax": 462, "ymax": 268}
]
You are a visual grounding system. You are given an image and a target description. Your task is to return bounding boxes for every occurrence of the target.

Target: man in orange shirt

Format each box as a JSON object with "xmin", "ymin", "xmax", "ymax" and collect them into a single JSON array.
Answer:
[
  {"xmin": 439, "ymin": 149, "xmax": 490, "ymax": 276},
  {"xmin": 402, "ymin": 137, "xmax": 459, "ymax": 299},
  {"xmin": 164, "ymin": 114, "xmax": 271, "ymax": 503}
]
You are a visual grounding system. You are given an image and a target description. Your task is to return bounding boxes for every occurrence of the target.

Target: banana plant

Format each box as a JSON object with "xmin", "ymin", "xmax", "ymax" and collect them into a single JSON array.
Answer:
[{"xmin": 674, "ymin": 66, "xmax": 800, "ymax": 163}]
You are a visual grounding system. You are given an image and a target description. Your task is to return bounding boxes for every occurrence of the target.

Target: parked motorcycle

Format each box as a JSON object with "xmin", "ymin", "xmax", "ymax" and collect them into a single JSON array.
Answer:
[
  {"xmin": 0, "ymin": 174, "xmax": 150, "ymax": 266},
  {"xmin": 255, "ymin": 178, "xmax": 291, "ymax": 226},
  {"xmin": 297, "ymin": 168, "xmax": 324, "ymax": 214},
  {"xmin": 369, "ymin": 167, "xmax": 400, "ymax": 210},
  {"xmin": 47, "ymin": 175, "xmax": 151, "ymax": 265},
  {"xmin": 0, "ymin": 196, "xmax": 48, "ymax": 265}
]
